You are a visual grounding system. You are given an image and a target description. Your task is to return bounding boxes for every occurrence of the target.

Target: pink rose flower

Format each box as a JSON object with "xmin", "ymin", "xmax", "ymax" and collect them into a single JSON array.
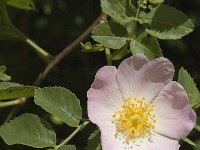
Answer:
[{"xmin": 87, "ymin": 54, "xmax": 196, "ymax": 150}]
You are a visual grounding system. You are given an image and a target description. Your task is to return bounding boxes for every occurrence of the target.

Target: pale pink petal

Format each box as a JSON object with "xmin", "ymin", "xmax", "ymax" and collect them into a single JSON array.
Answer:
[
  {"xmin": 117, "ymin": 54, "xmax": 148, "ymax": 100},
  {"xmin": 87, "ymin": 66, "xmax": 123, "ymax": 123},
  {"xmin": 154, "ymin": 81, "xmax": 196, "ymax": 139},
  {"xmin": 98, "ymin": 121, "xmax": 179, "ymax": 150},
  {"xmin": 98, "ymin": 121, "xmax": 147, "ymax": 150},
  {"xmin": 117, "ymin": 55, "xmax": 175, "ymax": 102},
  {"xmin": 145, "ymin": 133, "xmax": 180, "ymax": 150},
  {"xmin": 98, "ymin": 121, "xmax": 126, "ymax": 150}
]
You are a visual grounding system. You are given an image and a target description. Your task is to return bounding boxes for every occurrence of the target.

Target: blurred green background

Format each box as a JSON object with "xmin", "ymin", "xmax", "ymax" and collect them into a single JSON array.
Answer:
[{"xmin": 0, "ymin": 0, "xmax": 200, "ymax": 149}]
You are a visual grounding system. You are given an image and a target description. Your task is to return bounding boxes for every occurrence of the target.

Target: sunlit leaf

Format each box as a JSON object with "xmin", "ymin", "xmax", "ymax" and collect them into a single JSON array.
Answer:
[
  {"xmin": 86, "ymin": 129, "xmax": 101, "ymax": 150},
  {"xmin": 139, "ymin": 4, "xmax": 194, "ymax": 39},
  {"xmin": 0, "ymin": 114, "xmax": 56, "ymax": 148},
  {"xmin": 34, "ymin": 87, "xmax": 82, "ymax": 127},
  {"xmin": 178, "ymin": 68, "xmax": 200, "ymax": 109},
  {"xmin": 100, "ymin": 0, "xmax": 136, "ymax": 22},
  {"xmin": 7, "ymin": 0, "xmax": 36, "ymax": 11},
  {"xmin": 0, "ymin": 82, "xmax": 35, "ymax": 100},
  {"xmin": 92, "ymin": 21, "xmax": 128, "ymax": 49}
]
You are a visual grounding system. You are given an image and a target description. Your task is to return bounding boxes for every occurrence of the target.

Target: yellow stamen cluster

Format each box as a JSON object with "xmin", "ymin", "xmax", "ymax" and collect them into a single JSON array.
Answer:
[{"xmin": 112, "ymin": 96, "xmax": 156, "ymax": 144}]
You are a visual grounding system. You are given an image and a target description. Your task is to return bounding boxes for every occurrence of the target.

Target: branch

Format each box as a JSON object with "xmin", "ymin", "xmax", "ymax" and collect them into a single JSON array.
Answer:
[
  {"xmin": 4, "ymin": 13, "xmax": 105, "ymax": 123},
  {"xmin": 33, "ymin": 13, "xmax": 105, "ymax": 86}
]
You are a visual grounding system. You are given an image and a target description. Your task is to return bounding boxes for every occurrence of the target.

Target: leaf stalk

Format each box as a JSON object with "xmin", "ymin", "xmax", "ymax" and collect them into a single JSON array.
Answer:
[
  {"xmin": 54, "ymin": 121, "xmax": 90, "ymax": 149},
  {"xmin": 105, "ymin": 48, "xmax": 112, "ymax": 65},
  {"xmin": 0, "ymin": 98, "xmax": 25, "ymax": 108}
]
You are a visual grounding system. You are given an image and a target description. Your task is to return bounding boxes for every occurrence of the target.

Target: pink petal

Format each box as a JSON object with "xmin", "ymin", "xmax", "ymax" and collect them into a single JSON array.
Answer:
[
  {"xmin": 117, "ymin": 55, "xmax": 175, "ymax": 101},
  {"xmin": 98, "ymin": 121, "xmax": 179, "ymax": 150},
  {"xmin": 98, "ymin": 121, "xmax": 149, "ymax": 150},
  {"xmin": 117, "ymin": 54, "xmax": 148, "ymax": 100},
  {"xmin": 145, "ymin": 133, "xmax": 180, "ymax": 150},
  {"xmin": 98, "ymin": 121, "xmax": 127, "ymax": 150},
  {"xmin": 87, "ymin": 66, "xmax": 123, "ymax": 123},
  {"xmin": 154, "ymin": 81, "xmax": 196, "ymax": 139}
]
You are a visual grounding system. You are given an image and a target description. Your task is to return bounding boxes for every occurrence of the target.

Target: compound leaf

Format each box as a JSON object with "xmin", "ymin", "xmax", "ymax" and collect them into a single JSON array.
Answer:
[{"xmin": 139, "ymin": 4, "xmax": 194, "ymax": 39}]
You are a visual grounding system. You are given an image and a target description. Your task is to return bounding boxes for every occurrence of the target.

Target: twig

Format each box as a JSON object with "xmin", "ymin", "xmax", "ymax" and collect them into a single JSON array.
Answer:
[
  {"xmin": 33, "ymin": 13, "xmax": 105, "ymax": 86},
  {"xmin": 10, "ymin": 24, "xmax": 52, "ymax": 63},
  {"xmin": 4, "ymin": 13, "xmax": 105, "ymax": 123},
  {"xmin": 3, "ymin": 98, "xmax": 26, "ymax": 124},
  {"xmin": 0, "ymin": 98, "xmax": 25, "ymax": 108},
  {"xmin": 54, "ymin": 121, "xmax": 89, "ymax": 149}
]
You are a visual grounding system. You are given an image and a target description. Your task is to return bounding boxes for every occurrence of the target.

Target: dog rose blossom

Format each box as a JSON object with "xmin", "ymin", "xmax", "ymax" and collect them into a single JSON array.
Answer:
[{"xmin": 87, "ymin": 54, "xmax": 196, "ymax": 150}]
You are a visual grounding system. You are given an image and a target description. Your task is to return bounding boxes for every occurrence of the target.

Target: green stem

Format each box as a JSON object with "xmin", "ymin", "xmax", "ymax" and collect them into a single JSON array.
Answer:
[
  {"xmin": 105, "ymin": 48, "xmax": 112, "ymax": 65},
  {"xmin": 54, "ymin": 121, "xmax": 90, "ymax": 149},
  {"xmin": 25, "ymin": 39, "xmax": 52, "ymax": 63},
  {"xmin": 136, "ymin": 4, "xmax": 141, "ymax": 19},
  {"xmin": 128, "ymin": 4, "xmax": 141, "ymax": 37},
  {"xmin": 0, "ymin": 98, "xmax": 25, "ymax": 108},
  {"xmin": 10, "ymin": 25, "xmax": 52, "ymax": 63}
]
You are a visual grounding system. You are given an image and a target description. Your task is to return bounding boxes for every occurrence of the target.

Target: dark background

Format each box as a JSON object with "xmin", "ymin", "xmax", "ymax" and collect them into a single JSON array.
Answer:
[{"xmin": 0, "ymin": 0, "xmax": 199, "ymax": 149}]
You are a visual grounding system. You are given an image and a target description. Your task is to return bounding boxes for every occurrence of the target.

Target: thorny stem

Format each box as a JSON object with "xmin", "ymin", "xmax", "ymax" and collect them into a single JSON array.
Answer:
[
  {"xmin": 54, "ymin": 121, "xmax": 89, "ymax": 149},
  {"xmin": 4, "ymin": 13, "xmax": 105, "ymax": 123}
]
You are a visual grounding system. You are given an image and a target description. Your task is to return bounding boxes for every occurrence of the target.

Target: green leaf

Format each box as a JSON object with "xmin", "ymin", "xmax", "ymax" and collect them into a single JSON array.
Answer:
[
  {"xmin": 48, "ymin": 145, "xmax": 76, "ymax": 150},
  {"xmin": 0, "ymin": 82, "xmax": 35, "ymax": 100},
  {"xmin": 7, "ymin": 0, "xmax": 36, "ymax": 11},
  {"xmin": 112, "ymin": 48, "xmax": 130, "ymax": 60},
  {"xmin": 92, "ymin": 21, "xmax": 128, "ymax": 49},
  {"xmin": 0, "ymin": 0, "xmax": 7, "ymax": 17},
  {"xmin": 0, "ymin": 0, "xmax": 12, "ymax": 25},
  {"xmin": 86, "ymin": 129, "xmax": 101, "ymax": 150},
  {"xmin": 182, "ymin": 138, "xmax": 196, "ymax": 146},
  {"xmin": 130, "ymin": 36, "xmax": 162, "ymax": 60},
  {"xmin": 34, "ymin": 87, "xmax": 82, "ymax": 127},
  {"xmin": 149, "ymin": 0, "xmax": 164, "ymax": 4},
  {"xmin": 178, "ymin": 68, "xmax": 200, "ymax": 109},
  {"xmin": 139, "ymin": 4, "xmax": 194, "ymax": 39},
  {"xmin": 0, "ymin": 65, "xmax": 11, "ymax": 81},
  {"xmin": 50, "ymin": 115, "xmax": 64, "ymax": 125},
  {"xmin": 112, "ymin": 42, "xmax": 130, "ymax": 60},
  {"xmin": 0, "ymin": 114, "xmax": 56, "ymax": 148},
  {"xmin": 0, "ymin": 25, "xmax": 20, "ymax": 40},
  {"xmin": 0, "ymin": 0, "xmax": 22, "ymax": 40},
  {"xmin": 100, "ymin": 0, "xmax": 136, "ymax": 22}
]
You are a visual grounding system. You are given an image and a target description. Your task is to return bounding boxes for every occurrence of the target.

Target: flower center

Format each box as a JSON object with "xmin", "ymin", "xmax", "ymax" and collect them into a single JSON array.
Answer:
[{"xmin": 112, "ymin": 97, "xmax": 156, "ymax": 144}]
